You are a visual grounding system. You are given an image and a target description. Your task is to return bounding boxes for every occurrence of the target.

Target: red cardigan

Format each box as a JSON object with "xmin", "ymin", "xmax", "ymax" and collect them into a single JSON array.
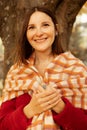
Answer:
[{"xmin": 0, "ymin": 93, "xmax": 87, "ymax": 130}]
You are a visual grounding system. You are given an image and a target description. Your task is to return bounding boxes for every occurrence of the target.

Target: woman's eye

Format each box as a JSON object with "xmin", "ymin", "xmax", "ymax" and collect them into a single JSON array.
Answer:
[
  {"xmin": 27, "ymin": 26, "xmax": 35, "ymax": 30},
  {"xmin": 43, "ymin": 23, "xmax": 50, "ymax": 27}
]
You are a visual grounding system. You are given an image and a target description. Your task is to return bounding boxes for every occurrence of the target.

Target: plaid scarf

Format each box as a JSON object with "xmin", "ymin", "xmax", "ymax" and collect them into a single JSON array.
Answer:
[{"xmin": 2, "ymin": 51, "xmax": 87, "ymax": 130}]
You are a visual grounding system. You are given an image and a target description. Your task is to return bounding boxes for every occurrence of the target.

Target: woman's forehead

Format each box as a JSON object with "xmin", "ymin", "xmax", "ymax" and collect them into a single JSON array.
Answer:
[{"xmin": 28, "ymin": 11, "xmax": 53, "ymax": 24}]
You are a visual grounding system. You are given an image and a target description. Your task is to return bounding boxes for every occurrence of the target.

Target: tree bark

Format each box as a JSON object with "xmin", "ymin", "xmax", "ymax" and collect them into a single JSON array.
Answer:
[{"xmin": 0, "ymin": 0, "xmax": 87, "ymax": 79}]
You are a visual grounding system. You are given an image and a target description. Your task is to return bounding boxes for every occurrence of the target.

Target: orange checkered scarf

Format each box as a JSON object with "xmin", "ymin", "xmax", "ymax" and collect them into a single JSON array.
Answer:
[{"xmin": 2, "ymin": 51, "xmax": 87, "ymax": 130}]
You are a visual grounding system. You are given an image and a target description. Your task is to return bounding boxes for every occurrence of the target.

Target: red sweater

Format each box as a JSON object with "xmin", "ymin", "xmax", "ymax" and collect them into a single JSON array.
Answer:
[{"xmin": 0, "ymin": 93, "xmax": 87, "ymax": 130}]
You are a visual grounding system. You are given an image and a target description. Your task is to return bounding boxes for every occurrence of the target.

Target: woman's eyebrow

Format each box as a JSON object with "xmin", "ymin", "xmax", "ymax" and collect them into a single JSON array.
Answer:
[{"xmin": 28, "ymin": 24, "xmax": 34, "ymax": 26}]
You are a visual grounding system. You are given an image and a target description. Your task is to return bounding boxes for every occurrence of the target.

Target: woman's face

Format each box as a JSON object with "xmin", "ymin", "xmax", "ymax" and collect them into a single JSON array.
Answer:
[{"xmin": 26, "ymin": 11, "xmax": 56, "ymax": 53}]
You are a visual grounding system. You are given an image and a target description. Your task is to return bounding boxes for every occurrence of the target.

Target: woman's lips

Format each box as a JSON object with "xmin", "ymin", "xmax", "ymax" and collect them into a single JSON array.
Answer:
[{"xmin": 34, "ymin": 38, "xmax": 47, "ymax": 43}]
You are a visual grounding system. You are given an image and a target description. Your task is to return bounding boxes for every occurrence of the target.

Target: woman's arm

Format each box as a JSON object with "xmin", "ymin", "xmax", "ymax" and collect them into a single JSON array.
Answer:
[
  {"xmin": 0, "ymin": 93, "xmax": 32, "ymax": 130},
  {"xmin": 53, "ymin": 97, "xmax": 87, "ymax": 130}
]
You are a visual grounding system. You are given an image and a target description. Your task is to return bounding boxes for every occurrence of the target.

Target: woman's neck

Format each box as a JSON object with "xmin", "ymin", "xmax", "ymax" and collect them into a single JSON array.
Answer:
[
  {"xmin": 34, "ymin": 51, "xmax": 53, "ymax": 65},
  {"xmin": 34, "ymin": 51, "xmax": 54, "ymax": 77}
]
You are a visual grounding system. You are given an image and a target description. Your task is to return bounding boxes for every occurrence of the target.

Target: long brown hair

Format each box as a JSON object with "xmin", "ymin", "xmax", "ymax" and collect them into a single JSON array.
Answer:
[{"xmin": 14, "ymin": 6, "xmax": 64, "ymax": 64}]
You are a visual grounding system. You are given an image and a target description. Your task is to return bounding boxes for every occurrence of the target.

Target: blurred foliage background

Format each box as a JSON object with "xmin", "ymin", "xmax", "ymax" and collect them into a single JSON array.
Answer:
[{"xmin": 69, "ymin": 2, "xmax": 87, "ymax": 65}]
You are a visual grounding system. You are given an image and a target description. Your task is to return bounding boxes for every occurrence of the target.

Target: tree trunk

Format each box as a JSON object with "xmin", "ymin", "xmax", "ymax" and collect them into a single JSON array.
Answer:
[{"xmin": 0, "ymin": 0, "xmax": 87, "ymax": 79}]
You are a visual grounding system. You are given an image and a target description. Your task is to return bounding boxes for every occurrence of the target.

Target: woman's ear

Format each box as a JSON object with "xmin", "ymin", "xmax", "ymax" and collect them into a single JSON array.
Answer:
[
  {"xmin": 55, "ymin": 31, "xmax": 58, "ymax": 36},
  {"xmin": 56, "ymin": 23, "xmax": 63, "ymax": 34},
  {"xmin": 55, "ymin": 24, "xmax": 59, "ymax": 36}
]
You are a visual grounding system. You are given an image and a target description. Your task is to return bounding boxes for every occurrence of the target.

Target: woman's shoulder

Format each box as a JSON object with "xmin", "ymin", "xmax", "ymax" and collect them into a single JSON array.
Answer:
[
  {"xmin": 61, "ymin": 51, "xmax": 77, "ymax": 58},
  {"xmin": 55, "ymin": 51, "xmax": 78, "ymax": 62},
  {"xmin": 7, "ymin": 62, "xmax": 29, "ymax": 75}
]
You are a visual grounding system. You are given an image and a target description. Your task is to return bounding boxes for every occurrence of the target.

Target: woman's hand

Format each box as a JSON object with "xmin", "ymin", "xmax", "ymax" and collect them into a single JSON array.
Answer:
[
  {"xmin": 23, "ymin": 88, "xmax": 60, "ymax": 118},
  {"xmin": 47, "ymin": 87, "xmax": 65, "ymax": 114},
  {"xmin": 52, "ymin": 98, "xmax": 65, "ymax": 113},
  {"xmin": 49, "ymin": 87, "xmax": 65, "ymax": 113}
]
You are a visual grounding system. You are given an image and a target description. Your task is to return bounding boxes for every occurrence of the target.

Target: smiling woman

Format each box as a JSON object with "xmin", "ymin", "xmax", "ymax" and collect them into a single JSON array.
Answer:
[
  {"xmin": 0, "ymin": 6, "xmax": 87, "ymax": 130},
  {"xmin": 13, "ymin": 6, "xmax": 63, "ymax": 65},
  {"xmin": 26, "ymin": 11, "xmax": 56, "ymax": 53}
]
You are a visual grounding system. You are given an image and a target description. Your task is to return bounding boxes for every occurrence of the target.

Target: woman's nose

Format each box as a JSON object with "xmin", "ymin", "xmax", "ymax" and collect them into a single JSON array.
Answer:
[{"xmin": 35, "ymin": 27, "xmax": 43, "ymax": 36}]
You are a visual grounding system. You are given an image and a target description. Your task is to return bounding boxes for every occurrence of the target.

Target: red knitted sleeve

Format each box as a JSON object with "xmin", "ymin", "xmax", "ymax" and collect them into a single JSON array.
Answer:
[
  {"xmin": 0, "ymin": 93, "xmax": 32, "ymax": 130},
  {"xmin": 53, "ymin": 97, "xmax": 87, "ymax": 130}
]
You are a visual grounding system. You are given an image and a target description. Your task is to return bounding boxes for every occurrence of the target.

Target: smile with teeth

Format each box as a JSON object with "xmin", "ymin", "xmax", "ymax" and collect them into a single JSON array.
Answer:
[{"xmin": 34, "ymin": 38, "xmax": 47, "ymax": 43}]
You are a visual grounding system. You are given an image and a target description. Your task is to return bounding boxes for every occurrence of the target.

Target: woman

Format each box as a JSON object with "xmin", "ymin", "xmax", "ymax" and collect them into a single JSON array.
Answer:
[{"xmin": 0, "ymin": 6, "xmax": 87, "ymax": 130}]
